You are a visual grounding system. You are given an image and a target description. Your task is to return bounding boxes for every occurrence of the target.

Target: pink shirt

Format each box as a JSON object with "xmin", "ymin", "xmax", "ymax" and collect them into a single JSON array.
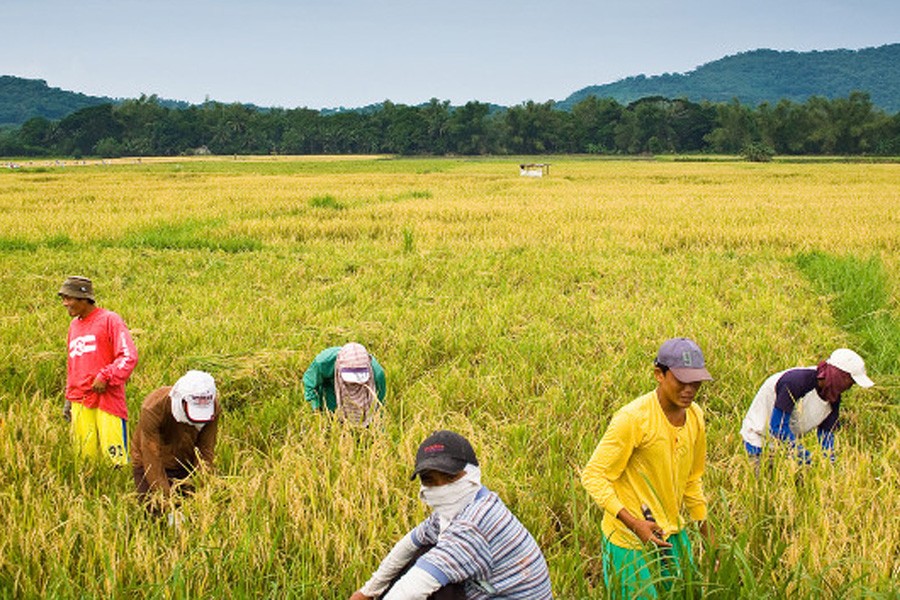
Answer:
[{"xmin": 66, "ymin": 307, "xmax": 138, "ymax": 420}]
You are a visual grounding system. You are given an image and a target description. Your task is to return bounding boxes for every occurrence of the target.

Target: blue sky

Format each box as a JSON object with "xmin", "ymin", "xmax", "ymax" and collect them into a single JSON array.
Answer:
[{"xmin": 5, "ymin": 0, "xmax": 898, "ymax": 109}]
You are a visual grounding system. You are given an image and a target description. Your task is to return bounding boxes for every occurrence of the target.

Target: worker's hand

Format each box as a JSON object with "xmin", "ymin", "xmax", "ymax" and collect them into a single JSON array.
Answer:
[
  {"xmin": 91, "ymin": 377, "xmax": 108, "ymax": 394},
  {"xmin": 348, "ymin": 591, "xmax": 372, "ymax": 600},
  {"xmin": 145, "ymin": 492, "xmax": 170, "ymax": 517},
  {"xmin": 63, "ymin": 400, "xmax": 72, "ymax": 422},
  {"xmin": 633, "ymin": 518, "xmax": 672, "ymax": 548}
]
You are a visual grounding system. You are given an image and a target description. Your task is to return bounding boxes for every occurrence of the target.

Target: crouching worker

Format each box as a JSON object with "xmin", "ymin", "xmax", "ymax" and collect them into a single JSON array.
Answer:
[
  {"xmin": 131, "ymin": 370, "xmax": 220, "ymax": 512},
  {"xmin": 349, "ymin": 430, "xmax": 553, "ymax": 600},
  {"xmin": 740, "ymin": 348, "xmax": 874, "ymax": 464},
  {"xmin": 304, "ymin": 342, "xmax": 386, "ymax": 426}
]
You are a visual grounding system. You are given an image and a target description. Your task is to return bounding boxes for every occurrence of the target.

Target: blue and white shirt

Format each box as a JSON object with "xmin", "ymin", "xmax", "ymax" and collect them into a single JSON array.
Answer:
[
  {"xmin": 741, "ymin": 367, "xmax": 838, "ymax": 448},
  {"xmin": 409, "ymin": 486, "xmax": 553, "ymax": 599}
]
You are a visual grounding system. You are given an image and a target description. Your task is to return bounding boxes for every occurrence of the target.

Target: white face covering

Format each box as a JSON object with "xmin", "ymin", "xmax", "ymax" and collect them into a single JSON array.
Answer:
[
  {"xmin": 419, "ymin": 464, "xmax": 482, "ymax": 532},
  {"xmin": 170, "ymin": 371, "xmax": 216, "ymax": 431},
  {"xmin": 171, "ymin": 394, "xmax": 205, "ymax": 431}
]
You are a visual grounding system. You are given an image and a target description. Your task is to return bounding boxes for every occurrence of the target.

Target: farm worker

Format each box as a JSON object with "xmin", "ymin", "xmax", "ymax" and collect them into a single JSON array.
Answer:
[
  {"xmin": 59, "ymin": 276, "xmax": 138, "ymax": 466},
  {"xmin": 348, "ymin": 430, "xmax": 553, "ymax": 600},
  {"xmin": 740, "ymin": 348, "xmax": 873, "ymax": 463},
  {"xmin": 131, "ymin": 370, "xmax": 220, "ymax": 511},
  {"xmin": 581, "ymin": 338, "xmax": 714, "ymax": 599},
  {"xmin": 303, "ymin": 342, "xmax": 386, "ymax": 426}
]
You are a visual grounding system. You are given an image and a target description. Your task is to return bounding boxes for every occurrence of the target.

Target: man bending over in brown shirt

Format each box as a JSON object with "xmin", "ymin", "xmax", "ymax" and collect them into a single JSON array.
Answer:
[{"xmin": 131, "ymin": 370, "xmax": 220, "ymax": 512}]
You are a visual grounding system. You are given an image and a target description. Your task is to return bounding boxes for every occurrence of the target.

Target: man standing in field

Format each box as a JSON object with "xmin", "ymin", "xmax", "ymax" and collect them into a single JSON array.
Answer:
[
  {"xmin": 581, "ymin": 338, "xmax": 714, "ymax": 599},
  {"xmin": 349, "ymin": 430, "xmax": 553, "ymax": 600},
  {"xmin": 303, "ymin": 342, "xmax": 386, "ymax": 426},
  {"xmin": 740, "ymin": 348, "xmax": 874, "ymax": 463},
  {"xmin": 131, "ymin": 370, "xmax": 220, "ymax": 511},
  {"xmin": 59, "ymin": 276, "xmax": 138, "ymax": 466}
]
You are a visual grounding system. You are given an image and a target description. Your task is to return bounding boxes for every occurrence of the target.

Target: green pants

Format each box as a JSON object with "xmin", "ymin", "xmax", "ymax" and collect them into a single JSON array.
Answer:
[{"xmin": 601, "ymin": 530, "xmax": 695, "ymax": 599}]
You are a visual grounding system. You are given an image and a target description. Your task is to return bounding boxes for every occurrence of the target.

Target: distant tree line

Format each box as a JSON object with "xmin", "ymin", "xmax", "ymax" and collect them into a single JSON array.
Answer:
[{"xmin": 2, "ymin": 91, "xmax": 899, "ymax": 158}]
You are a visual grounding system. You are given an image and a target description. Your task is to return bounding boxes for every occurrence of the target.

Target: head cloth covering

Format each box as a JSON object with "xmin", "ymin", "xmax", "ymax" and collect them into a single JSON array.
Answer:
[{"xmin": 334, "ymin": 343, "xmax": 378, "ymax": 426}]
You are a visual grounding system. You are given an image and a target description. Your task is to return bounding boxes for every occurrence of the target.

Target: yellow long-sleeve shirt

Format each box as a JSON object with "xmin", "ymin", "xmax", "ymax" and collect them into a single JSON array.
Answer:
[{"xmin": 581, "ymin": 390, "xmax": 708, "ymax": 549}]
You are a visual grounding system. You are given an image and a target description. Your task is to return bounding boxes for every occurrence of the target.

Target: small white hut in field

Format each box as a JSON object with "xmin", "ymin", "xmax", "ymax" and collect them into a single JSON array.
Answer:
[{"xmin": 519, "ymin": 163, "xmax": 550, "ymax": 177}]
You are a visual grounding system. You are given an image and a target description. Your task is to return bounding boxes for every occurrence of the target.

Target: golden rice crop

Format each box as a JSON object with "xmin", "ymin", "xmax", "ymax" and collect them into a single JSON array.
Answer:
[{"xmin": 0, "ymin": 156, "xmax": 897, "ymax": 598}]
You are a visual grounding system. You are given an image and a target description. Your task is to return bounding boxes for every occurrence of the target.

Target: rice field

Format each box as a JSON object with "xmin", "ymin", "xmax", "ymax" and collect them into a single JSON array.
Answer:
[{"xmin": 0, "ymin": 155, "xmax": 898, "ymax": 598}]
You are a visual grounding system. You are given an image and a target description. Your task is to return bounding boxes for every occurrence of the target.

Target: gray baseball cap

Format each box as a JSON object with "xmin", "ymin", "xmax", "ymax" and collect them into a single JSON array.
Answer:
[{"xmin": 655, "ymin": 338, "xmax": 713, "ymax": 383}]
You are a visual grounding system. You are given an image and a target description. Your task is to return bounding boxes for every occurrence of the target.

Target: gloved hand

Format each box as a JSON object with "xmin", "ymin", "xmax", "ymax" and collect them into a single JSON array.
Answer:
[
  {"xmin": 63, "ymin": 400, "xmax": 72, "ymax": 422},
  {"xmin": 167, "ymin": 510, "xmax": 185, "ymax": 530}
]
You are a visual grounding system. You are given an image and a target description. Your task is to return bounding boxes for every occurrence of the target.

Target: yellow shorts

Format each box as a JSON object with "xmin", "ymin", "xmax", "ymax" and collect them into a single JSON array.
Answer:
[{"xmin": 70, "ymin": 403, "xmax": 128, "ymax": 466}]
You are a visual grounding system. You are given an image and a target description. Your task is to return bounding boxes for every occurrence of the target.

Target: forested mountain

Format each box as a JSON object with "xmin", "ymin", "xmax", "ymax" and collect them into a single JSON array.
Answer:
[
  {"xmin": 560, "ymin": 44, "xmax": 900, "ymax": 113},
  {"xmin": 0, "ymin": 77, "xmax": 189, "ymax": 128},
  {"xmin": 0, "ymin": 76, "xmax": 110, "ymax": 128}
]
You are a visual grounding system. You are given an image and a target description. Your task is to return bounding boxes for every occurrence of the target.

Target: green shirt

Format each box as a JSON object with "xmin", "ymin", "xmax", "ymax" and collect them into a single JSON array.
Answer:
[{"xmin": 302, "ymin": 346, "xmax": 386, "ymax": 412}]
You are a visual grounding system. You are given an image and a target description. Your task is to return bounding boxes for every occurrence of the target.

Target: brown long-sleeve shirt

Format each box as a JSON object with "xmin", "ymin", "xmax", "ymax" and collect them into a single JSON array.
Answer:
[{"xmin": 131, "ymin": 386, "xmax": 220, "ymax": 494}]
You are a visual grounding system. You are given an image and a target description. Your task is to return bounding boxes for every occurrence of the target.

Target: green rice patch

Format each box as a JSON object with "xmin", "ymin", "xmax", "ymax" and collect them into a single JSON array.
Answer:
[
  {"xmin": 115, "ymin": 219, "xmax": 262, "ymax": 253},
  {"xmin": 0, "ymin": 234, "xmax": 73, "ymax": 252},
  {"xmin": 794, "ymin": 251, "xmax": 900, "ymax": 373},
  {"xmin": 309, "ymin": 194, "xmax": 345, "ymax": 210}
]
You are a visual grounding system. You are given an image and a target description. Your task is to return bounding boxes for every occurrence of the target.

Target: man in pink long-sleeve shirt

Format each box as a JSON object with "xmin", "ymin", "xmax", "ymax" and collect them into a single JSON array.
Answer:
[{"xmin": 59, "ymin": 276, "xmax": 138, "ymax": 465}]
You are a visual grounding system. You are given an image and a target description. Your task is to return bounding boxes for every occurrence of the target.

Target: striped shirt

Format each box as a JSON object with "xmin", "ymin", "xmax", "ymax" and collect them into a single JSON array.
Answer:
[{"xmin": 410, "ymin": 487, "xmax": 553, "ymax": 599}]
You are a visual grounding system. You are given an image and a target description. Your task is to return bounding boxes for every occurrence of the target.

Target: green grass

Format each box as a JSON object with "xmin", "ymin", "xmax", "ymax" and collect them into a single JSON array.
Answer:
[
  {"xmin": 0, "ymin": 234, "xmax": 73, "ymax": 252},
  {"xmin": 115, "ymin": 220, "xmax": 263, "ymax": 253},
  {"xmin": 795, "ymin": 251, "xmax": 900, "ymax": 374},
  {"xmin": 309, "ymin": 194, "xmax": 345, "ymax": 210}
]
